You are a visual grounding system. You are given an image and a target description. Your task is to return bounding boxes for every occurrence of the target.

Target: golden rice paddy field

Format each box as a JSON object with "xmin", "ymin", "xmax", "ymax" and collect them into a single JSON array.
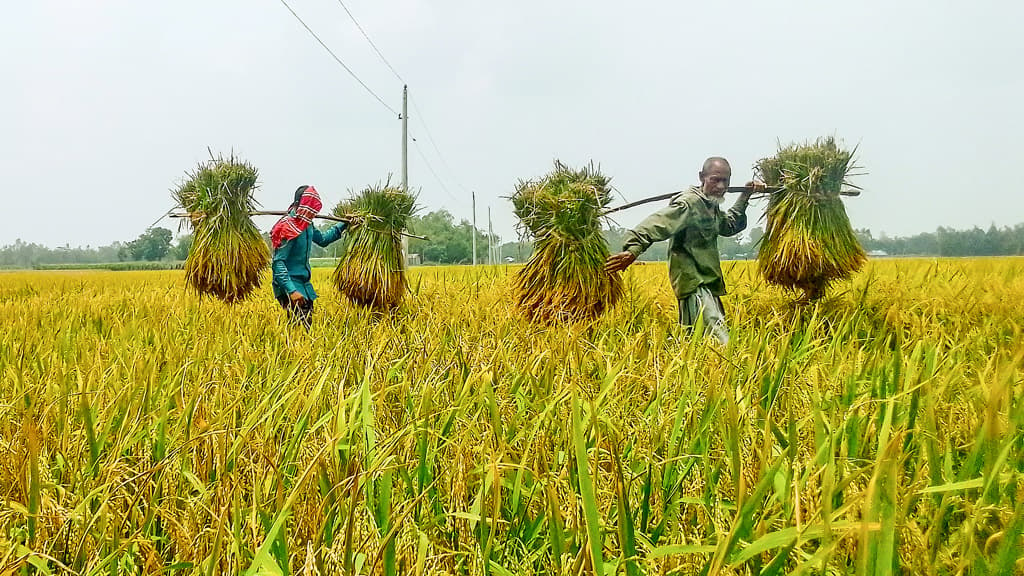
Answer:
[{"xmin": 1, "ymin": 258, "xmax": 1022, "ymax": 575}]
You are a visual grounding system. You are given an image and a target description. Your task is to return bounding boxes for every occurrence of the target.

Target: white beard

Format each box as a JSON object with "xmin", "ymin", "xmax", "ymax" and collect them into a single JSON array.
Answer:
[{"xmin": 697, "ymin": 190, "xmax": 725, "ymax": 207}]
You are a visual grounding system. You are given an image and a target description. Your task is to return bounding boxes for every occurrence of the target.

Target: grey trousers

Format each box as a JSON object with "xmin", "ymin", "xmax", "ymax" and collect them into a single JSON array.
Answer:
[{"xmin": 679, "ymin": 286, "xmax": 729, "ymax": 346}]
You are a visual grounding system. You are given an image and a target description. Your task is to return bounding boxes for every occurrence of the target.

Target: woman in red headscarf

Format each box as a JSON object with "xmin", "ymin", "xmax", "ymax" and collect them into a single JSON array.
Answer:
[{"xmin": 270, "ymin": 185, "xmax": 349, "ymax": 328}]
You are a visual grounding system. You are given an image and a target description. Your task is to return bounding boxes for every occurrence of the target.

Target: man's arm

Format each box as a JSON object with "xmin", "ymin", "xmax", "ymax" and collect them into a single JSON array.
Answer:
[
  {"xmin": 311, "ymin": 222, "xmax": 348, "ymax": 247},
  {"xmin": 719, "ymin": 193, "xmax": 750, "ymax": 237},
  {"xmin": 623, "ymin": 200, "xmax": 693, "ymax": 256},
  {"xmin": 606, "ymin": 199, "xmax": 692, "ymax": 273},
  {"xmin": 271, "ymin": 239, "xmax": 299, "ymax": 296}
]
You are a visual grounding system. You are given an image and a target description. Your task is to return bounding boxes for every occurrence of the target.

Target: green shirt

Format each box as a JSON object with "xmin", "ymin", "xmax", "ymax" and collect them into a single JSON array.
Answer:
[
  {"xmin": 622, "ymin": 186, "xmax": 748, "ymax": 299},
  {"xmin": 271, "ymin": 220, "xmax": 347, "ymax": 301}
]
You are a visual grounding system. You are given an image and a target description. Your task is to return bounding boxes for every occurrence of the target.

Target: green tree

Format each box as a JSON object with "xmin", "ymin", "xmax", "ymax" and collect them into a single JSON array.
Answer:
[
  {"xmin": 499, "ymin": 240, "xmax": 533, "ymax": 263},
  {"xmin": 121, "ymin": 227, "xmax": 173, "ymax": 261},
  {"xmin": 407, "ymin": 210, "xmax": 491, "ymax": 264},
  {"xmin": 172, "ymin": 234, "xmax": 192, "ymax": 260},
  {"xmin": 747, "ymin": 226, "xmax": 764, "ymax": 250}
]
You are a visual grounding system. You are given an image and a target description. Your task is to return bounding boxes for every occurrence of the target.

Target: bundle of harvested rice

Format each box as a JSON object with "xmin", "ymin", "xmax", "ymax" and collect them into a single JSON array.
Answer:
[
  {"xmin": 755, "ymin": 137, "xmax": 866, "ymax": 301},
  {"xmin": 331, "ymin": 183, "xmax": 416, "ymax": 310},
  {"xmin": 512, "ymin": 161, "xmax": 622, "ymax": 323},
  {"xmin": 172, "ymin": 154, "xmax": 268, "ymax": 303}
]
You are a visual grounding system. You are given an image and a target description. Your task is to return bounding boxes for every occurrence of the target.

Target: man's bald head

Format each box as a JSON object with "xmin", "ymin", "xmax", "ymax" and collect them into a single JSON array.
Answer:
[
  {"xmin": 698, "ymin": 157, "xmax": 732, "ymax": 201},
  {"xmin": 701, "ymin": 157, "xmax": 730, "ymax": 174}
]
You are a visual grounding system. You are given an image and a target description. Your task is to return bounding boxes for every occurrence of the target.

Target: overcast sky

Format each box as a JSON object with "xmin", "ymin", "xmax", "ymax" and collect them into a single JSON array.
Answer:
[{"xmin": 2, "ymin": 0, "xmax": 1022, "ymax": 248}]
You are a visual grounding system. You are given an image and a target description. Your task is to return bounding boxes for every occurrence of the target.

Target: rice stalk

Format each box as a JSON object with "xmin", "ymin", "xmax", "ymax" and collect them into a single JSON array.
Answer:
[
  {"xmin": 172, "ymin": 153, "xmax": 268, "ymax": 304},
  {"xmin": 1, "ymin": 259, "xmax": 1023, "ymax": 572},
  {"xmin": 331, "ymin": 182, "xmax": 417, "ymax": 310},
  {"xmin": 511, "ymin": 160, "xmax": 622, "ymax": 323},
  {"xmin": 755, "ymin": 137, "xmax": 866, "ymax": 301}
]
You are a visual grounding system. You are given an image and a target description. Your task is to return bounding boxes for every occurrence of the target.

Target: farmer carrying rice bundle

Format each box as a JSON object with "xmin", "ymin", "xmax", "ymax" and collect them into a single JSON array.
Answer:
[
  {"xmin": 270, "ymin": 185, "xmax": 356, "ymax": 329},
  {"xmin": 605, "ymin": 157, "xmax": 765, "ymax": 346}
]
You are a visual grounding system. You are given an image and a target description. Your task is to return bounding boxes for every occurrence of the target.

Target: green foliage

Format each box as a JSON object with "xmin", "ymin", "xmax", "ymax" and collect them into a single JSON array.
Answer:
[
  {"xmin": 119, "ymin": 227, "xmax": 173, "ymax": 261},
  {"xmin": 171, "ymin": 233, "xmax": 193, "ymax": 261},
  {"xmin": 0, "ymin": 241, "xmax": 121, "ymax": 269},
  {"xmin": 172, "ymin": 153, "xmax": 268, "ymax": 304},
  {"xmin": 406, "ymin": 210, "xmax": 489, "ymax": 264},
  {"xmin": 756, "ymin": 137, "xmax": 866, "ymax": 300},
  {"xmin": 511, "ymin": 161, "xmax": 622, "ymax": 323},
  {"xmin": 858, "ymin": 224, "xmax": 1024, "ymax": 257},
  {"xmin": 331, "ymin": 182, "xmax": 417, "ymax": 310}
]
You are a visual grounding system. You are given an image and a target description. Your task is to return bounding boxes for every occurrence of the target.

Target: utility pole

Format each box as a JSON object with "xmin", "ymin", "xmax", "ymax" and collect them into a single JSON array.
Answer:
[
  {"xmin": 488, "ymin": 206, "xmax": 494, "ymax": 265},
  {"xmin": 401, "ymin": 85, "xmax": 409, "ymax": 266},
  {"xmin": 472, "ymin": 191, "xmax": 477, "ymax": 266}
]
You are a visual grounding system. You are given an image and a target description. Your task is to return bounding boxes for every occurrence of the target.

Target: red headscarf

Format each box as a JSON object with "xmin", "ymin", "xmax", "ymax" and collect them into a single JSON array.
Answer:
[{"xmin": 270, "ymin": 185, "xmax": 323, "ymax": 249}]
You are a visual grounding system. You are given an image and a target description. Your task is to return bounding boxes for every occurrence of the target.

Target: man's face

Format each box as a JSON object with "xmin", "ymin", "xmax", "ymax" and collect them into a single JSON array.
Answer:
[{"xmin": 700, "ymin": 162, "xmax": 732, "ymax": 199}]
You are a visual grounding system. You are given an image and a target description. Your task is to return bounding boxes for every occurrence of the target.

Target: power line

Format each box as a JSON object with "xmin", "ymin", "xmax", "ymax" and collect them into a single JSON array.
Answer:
[
  {"xmin": 276, "ymin": 0, "xmax": 398, "ymax": 116},
  {"xmin": 411, "ymin": 140, "xmax": 459, "ymax": 202},
  {"xmin": 410, "ymin": 97, "xmax": 470, "ymax": 194},
  {"xmin": 285, "ymin": 0, "xmax": 469, "ymax": 207},
  {"xmin": 333, "ymin": 0, "xmax": 405, "ymax": 84},
  {"xmin": 328, "ymin": 0, "xmax": 470, "ymax": 196}
]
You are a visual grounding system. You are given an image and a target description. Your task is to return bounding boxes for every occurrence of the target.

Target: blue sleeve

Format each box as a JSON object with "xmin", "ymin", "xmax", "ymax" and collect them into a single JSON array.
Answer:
[
  {"xmin": 311, "ymin": 221, "xmax": 347, "ymax": 247},
  {"xmin": 272, "ymin": 239, "xmax": 299, "ymax": 295}
]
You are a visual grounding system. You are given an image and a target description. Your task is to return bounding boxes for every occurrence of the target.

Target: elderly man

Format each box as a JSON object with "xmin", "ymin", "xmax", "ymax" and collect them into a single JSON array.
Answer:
[{"xmin": 605, "ymin": 157, "xmax": 760, "ymax": 345}]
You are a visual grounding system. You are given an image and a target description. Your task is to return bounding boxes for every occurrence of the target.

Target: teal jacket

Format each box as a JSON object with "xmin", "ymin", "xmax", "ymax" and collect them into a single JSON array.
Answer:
[{"xmin": 271, "ymin": 220, "xmax": 347, "ymax": 301}]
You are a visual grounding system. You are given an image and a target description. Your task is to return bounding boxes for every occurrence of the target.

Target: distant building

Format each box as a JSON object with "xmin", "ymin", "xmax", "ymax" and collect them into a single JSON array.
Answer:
[{"xmin": 868, "ymin": 250, "xmax": 888, "ymax": 257}]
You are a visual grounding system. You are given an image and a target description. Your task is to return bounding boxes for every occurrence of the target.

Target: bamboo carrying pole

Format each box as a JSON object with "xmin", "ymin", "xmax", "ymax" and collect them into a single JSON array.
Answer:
[
  {"xmin": 603, "ymin": 186, "xmax": 860, "ymax": 215},
  {"xmin": 169, "ymin": 211, "xmax": 429, "ymax": 240}
]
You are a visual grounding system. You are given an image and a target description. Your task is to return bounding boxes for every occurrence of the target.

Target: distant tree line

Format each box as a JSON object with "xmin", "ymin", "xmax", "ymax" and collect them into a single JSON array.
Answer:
[
  {"xmin": 0, "ymin": 228, "xmax": 190, "ymax": 269},
  {"xmin": 2, "ymin": 216, "xmax": 1022, "ymax": 269},
  {"xmin": 855, "ymin": 224, "xmax": 1024, "ymax": 257}
]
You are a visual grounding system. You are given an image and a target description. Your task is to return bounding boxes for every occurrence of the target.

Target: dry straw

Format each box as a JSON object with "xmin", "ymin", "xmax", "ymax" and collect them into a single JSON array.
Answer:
[
  {"xmin": 756, "ymin": 137, "xmax": 866, "ymax": 301},
  {"xmin": 172, "ymin": 154, "xmax": 268, "ymax": 303},
  {"xmin": 331, "ymin": 182, "xmax": 417, "ymax": 310},
  {"xmin": 511, "ymin": 161, "xmax": 622, "ymax": 323}
]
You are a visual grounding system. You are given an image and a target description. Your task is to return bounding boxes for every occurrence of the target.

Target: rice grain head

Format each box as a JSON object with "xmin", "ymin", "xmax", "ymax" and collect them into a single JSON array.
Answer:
[
  {"xmin": 511, "ymin": 160, "xmax": 622, "ymax": 323},
  {"xmin": 172, "ymin": 153, "xmax": 268, "ymax": 304},
  {"xmin": 755, "ymin": 137, "xmax": 866, "ymax": 301},
  {"xmin": 331, "ymin": 182, "xmax": 417, "ymax": 310}
]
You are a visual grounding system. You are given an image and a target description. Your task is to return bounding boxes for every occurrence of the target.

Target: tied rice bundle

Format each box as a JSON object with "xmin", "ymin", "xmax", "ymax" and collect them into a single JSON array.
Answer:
[
  {"xmin": 173, "ymin": 154, "xmax": 268, "ymax": 303},
  {"xmin": 331, "ymin": 183, "xmax": 416, "ymax": 310},
  {"xmin": 756, "ymin": 137, "xmax": 866, "ymax": 301},
  {"xmin": 512, "ymin": 161, "xmax": 622, "ymax": 323}
]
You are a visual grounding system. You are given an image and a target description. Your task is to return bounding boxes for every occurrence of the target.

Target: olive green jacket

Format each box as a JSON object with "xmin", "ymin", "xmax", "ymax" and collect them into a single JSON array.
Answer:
[{"xmin": 622, "ymin": 186, "xmax": 749, "ymax": 299}]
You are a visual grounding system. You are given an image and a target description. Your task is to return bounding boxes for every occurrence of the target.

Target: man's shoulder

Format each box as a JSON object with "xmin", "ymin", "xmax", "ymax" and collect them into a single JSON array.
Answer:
[{"xmin": 669, "ymin": 186, "xmax": 702, "ymax": 208}]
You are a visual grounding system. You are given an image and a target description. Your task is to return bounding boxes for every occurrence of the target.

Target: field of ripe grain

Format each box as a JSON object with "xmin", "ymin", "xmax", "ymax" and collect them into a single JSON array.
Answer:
[{"xmin": 1, "ymin": 259, "xmax": 1022, "ymax": 575}]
